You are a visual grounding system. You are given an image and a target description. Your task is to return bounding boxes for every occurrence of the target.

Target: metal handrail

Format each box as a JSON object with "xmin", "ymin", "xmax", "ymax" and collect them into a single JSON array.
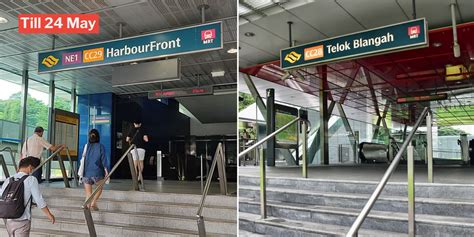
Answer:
[
  {"xmin": 196, "ymin": 143, "xmax": 227, "ymax": 237},
  {"xmin": 31, "ymin": 146, "xmax": 65, "ymax": 174},
  {"xmin": 237, "ymin": 117, "xmax": 307, "ymax": 220},
  {"xmin": 239, "ymin": 117, "xmax": 301, "ymax": 158},
  {"xmin": 346, "ymin": 107, "xmax": 430, "ymax": 236},
  {"xmin": 30, "ymin": 146, "xmax": 74, "ymax": 188},
  {"xmin": 82, "ymin": 144, "xmax": 136, "ymax": 208},
  {"xmin": 82, "ymin": 144, "xmax": 137, "ymax": 237},
  {"xmin": 0, "ymin": 147, "xmax": 17, "ymax": 170}
]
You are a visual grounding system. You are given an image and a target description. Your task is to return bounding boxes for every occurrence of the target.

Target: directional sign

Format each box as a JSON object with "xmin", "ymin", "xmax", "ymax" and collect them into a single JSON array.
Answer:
[
  {"xmin": 38, "ymin": 22, "xmax": 222, "ymax": 73},
  {"xmin": 397, "ymin": 93, "xmax": 447, "ymax": 104},
  {"xmin": 148, "ymin": 86, "xmax": 214, "ymax": 99},
  {"xmin": 280, "ymin": 18, "xmax": 428, "ymax": 70}
]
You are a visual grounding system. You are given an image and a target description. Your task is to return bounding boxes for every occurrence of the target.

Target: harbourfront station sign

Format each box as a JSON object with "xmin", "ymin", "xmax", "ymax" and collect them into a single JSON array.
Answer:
[
  {"xmin": 280, "ymin": 18, "xmax": 428, "ymax": 70},
  {"xmin": 38, "ymin": 22, "xmax": 222, "ymax": 73}
]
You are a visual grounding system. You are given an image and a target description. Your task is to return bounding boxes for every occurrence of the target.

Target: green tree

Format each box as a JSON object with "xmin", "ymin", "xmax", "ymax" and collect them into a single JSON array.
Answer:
[
  {"xmin": 239, "ymin": 92, "xmax": 255, "ymax": 111},
  {"xmin": 438, "ymin": 127, "xmax": 468, "ymax": 136},
  {"xmin": 0, "ymin": 92, "xmax": 71, "ymax": 128}
]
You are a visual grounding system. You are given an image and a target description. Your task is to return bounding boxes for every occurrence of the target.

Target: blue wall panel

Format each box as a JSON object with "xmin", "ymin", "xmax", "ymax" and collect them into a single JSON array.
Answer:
[{"xmin": 77, "ymin": 93, "xmax": 113, "ymax": 171}]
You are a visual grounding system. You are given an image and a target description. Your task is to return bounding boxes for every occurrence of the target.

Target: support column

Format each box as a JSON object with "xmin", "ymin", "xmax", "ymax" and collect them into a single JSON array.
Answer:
[
  {"xmin": 46, "ymin": 79, "xmax": 55, "ymax": 182},
  {"xmin": 266, "ymin": 89, "xmax": 276, "ymax": 167},
  {"xmin": 19, "ymin": 70, "xmax": 28, "ymax": 142},
  {"xmin": 46, "ymin": 35, "xmax": 57, "ymax": 182},
  {"xmin": 71, "ymin": 88, "xmax": 76, "ymax": 113},
  {"xmin": 319, "ymin": 66, "xmax": 329, "ymax": 165}
]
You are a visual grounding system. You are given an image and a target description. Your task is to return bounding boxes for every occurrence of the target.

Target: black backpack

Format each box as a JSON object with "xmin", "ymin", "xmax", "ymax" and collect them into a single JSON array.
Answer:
[{"xmin": 0, "ymin": 175, "xmax": 31, "ymax": 219}]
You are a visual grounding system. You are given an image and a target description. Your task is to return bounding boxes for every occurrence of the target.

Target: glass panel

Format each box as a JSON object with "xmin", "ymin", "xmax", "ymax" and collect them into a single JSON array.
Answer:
[
  {"xmin": 54, "ymin": 88, "xmax": 71, "ymax": 112},
  {"xmin": 0, "ymin": 69, "xmax": 22, "ymax": 180}
]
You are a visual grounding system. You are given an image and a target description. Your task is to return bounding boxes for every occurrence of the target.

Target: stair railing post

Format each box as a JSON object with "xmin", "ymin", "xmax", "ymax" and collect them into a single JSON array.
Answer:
[
  {"xmin": 83, "ymin": 208, "xmax": 97, "ymax": 237},
  {"xmin": 216, "ymin": 145, "xmax": 228, "ymax": 195},
  {"xmin": 301, "ymin": 120, "xmax": 308, "ymax": 178},
  {"xmin": 426, "ymin": 111, "xmax": 433, "ymax": 183},
  {"xmin": 260, "ymin": 146, "xmax": 267, "ymax": 219},
  {"xmin": 65, "ymin": 148, "xmax": 79, "ymax": 187},
  {"xmin": 127, "ymin": 145, "xmax": 139, "ymax": 191},
  {"xmin": 407, "ymin": 142, "xmax": 415, "ymax": 236},
  {"xmin": 56, "ymin": 153, "xmax": 70, "ymax": 188}
]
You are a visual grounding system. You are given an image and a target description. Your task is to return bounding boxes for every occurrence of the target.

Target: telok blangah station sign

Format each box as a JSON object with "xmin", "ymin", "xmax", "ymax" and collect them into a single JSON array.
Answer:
[{"xmin": 280, "ymin": 18, "xmax": 428, "ymax": 70}]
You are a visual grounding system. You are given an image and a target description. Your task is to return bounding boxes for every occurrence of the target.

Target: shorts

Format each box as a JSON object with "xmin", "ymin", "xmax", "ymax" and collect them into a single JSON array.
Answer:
[
  {"xmin": 83, "ymin": 176, "xmax": 104, "ymax": 185},
  {"xmin": 131, "ymin": 148, "xmax": 146, "ymax": 161}
]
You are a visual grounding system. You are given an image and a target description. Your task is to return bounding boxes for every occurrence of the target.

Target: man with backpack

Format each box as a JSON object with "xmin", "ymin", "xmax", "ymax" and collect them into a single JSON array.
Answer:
[{"xmin": 0, "ymin": 156, "xmax": 55, "ymax": 236}]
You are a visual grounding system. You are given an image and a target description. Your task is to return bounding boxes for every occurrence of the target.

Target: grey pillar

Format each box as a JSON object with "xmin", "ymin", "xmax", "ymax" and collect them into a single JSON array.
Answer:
[
  {"xmin": 71, "ymin": 88, "xmax": 77, "ymax": 113},
  {"xmin": 19, "ymin": 70, "xmax": 29, "ymax": 142},
  {"xmin": 266, "ymin": 89, "xmax": 276, "ymax": 167},
  {"xmin": 46, "ymin": 79, "xmax": 55, "ymax": 182},
  {"xmin": 319, "ymin": 66, "xmax": 329, "ymax": 165},
  {"xmin": 46, "ymin": 35, "xmax": 57, "ymax": 182}
]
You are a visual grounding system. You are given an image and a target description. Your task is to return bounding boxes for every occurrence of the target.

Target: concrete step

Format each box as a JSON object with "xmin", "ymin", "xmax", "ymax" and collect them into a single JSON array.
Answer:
[
  {"xmin": 44, "ymin": 195, "xmax": 236, "ymax": 221},
  {"xmin": 239, "ymin": 175, "xmax": 474, "ymax": 200},
  {"xmin": 28, "ymin": 216, "xmax": 233, "ymax": 237},
  {"xmin": 0, "ymin": 226, "xmax": 94, "ymax": 237},
  {"xmin": 240, "ymin": 198, "xmax": 474, "ymax": 236},
  {"xmin": 31, "ymin": 205, "xmax": 236, "ymax": 235},
  {"xmin": 240, "ymin": 185, "xmax": 474, "ymax": 218},
  {"xmin": 40, "ymin": 187, "xmax": 236, "ymax": 207},
  {"xmin": 239, "ymin": 212, "xmax": 411, "ymax": 237}
]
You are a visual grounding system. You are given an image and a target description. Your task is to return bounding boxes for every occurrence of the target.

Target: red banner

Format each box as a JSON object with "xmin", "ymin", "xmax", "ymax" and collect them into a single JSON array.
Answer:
[{"xmin": 18, "ymin": 14, "xmax": 99, "ymax": 34}]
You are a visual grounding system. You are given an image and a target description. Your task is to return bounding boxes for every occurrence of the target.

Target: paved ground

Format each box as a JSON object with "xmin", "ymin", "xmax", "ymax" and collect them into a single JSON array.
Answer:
[
  {"xmin": 239, "ymin": 164, "xmax": 474, "ymax": 184},
  {"xmin": 40, "ymin": 179, "xmax": 237, "ymax": 195}
]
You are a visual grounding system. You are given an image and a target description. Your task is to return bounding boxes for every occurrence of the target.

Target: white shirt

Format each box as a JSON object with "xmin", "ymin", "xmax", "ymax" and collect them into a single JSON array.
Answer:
[
  {"xmin": 0, "ymin": 172, "xmax": 47, "ymax": 220},
  {"xmin": 21, "ymin": 134, "xmax": 52, "ymax": 159}
]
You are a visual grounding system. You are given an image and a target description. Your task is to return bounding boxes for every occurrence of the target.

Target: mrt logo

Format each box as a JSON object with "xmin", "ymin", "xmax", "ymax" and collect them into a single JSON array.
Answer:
[
  {"xmin": 201, "ymin": 29, "xmax": 216, "ymax": 44},
  {"xmin": 408, "ymin": 26, "xmax": 420, "ymax": 39}
]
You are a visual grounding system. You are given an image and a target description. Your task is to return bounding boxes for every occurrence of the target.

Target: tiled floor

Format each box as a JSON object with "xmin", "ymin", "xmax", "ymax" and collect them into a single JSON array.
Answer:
[{"xmin": 40, "ymin": 179, "xmax": 237, "ymax": 195}]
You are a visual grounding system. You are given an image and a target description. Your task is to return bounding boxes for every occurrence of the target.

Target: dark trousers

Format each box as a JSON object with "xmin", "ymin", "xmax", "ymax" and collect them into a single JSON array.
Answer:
[{"xmin": 32, "ymin": 167, "xmax": 43, "ymax": 183}]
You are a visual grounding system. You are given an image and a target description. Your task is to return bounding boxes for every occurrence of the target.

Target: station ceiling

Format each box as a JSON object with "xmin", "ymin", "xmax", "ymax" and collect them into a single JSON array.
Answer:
[
  {"xmin": 239, "ymin": 0, "xmax": 474, "ymax": 126},
  {"xmin": 0, "ymin": 0, "xmax": 237, "ymax": 95}
]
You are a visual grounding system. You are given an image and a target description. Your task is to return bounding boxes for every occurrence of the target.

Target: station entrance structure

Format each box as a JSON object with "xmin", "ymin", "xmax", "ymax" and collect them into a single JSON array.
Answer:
[{"xmin": 239, "ymin": 19, "xmax": 474, "ymax": 236}]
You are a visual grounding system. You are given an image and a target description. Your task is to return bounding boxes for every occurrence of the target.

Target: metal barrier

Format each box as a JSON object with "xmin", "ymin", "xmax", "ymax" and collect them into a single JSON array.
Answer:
[
  {"xmin": 196, "ymin": 142, "xmax": 228, "ymax": 237},
  {"xmin": 0, "ymin": 153, "xmax": 10, "ymax": 178},
  {"xmin": 346, "ymin": 107, "xmax": 432, "ymax": 237},
  {"xmin": 82, "ymin": 144, "xmax": 139, "ymax": 237},
  {"xmin": 238, "ymin": 117, "xmax": 308, "ymax": 219},
  {"xmin": 0, "ymin": 147, "xmax": 17, "ymax": 171},
  {"xmin": 31, "ymin": 146, "xmax": 78, "ymax": 188}
]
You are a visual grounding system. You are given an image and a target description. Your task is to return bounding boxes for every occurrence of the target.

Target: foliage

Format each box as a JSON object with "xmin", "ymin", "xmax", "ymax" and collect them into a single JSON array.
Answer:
[
  {"xmin": 438, "ymin": 126, "xmax": 468, "ymax": 136},
  {"xmin": 0, "ymin": 92, "xmax": 70, "ymax": 128},
  {"xmin": 239, "ymin": 92, "xmax": 255, "ymax": 112}
]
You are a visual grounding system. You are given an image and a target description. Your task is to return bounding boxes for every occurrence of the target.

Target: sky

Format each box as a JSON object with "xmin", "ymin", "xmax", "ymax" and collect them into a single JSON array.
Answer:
[{"xmin": 0, "ymin": 79, "xmax": 49, "ymax": 104}]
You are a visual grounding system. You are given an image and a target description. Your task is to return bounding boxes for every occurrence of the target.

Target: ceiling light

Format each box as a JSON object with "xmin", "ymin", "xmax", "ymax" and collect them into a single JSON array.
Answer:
[
  {"xmin": 244, "ymin": 32, "xmax": 255, "ymax": 37},
  {"xmin": 211, "ymin": 70, "xmax": 225, "ymax": 77},
  {"xmin": 0, "ymin": 17, "xmax": 8, "ymax": 24},
  {"xmin": 432, "ymin": 42, "xmax": 442, "ymax": 47},
  {"xmin": 227, "ymin": 48, "xmax": 238, "ymax": 54}
]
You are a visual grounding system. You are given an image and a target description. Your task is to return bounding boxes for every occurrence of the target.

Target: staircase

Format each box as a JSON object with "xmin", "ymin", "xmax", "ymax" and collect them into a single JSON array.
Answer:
[
  {"xmin": 1, "ymin": 187, "xmax": 236, "ymax": 237},
  {"xmin": 239, "ymin": 175, "xmax": 474, "ymax": 236}
]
